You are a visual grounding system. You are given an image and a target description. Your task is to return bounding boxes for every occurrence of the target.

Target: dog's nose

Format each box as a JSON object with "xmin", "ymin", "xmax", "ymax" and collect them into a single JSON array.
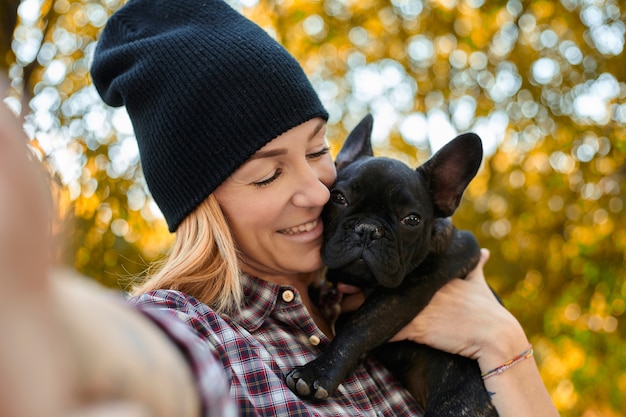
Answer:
[{"xmin": 355, "ymin": 223, "xmax": 383, "ymax": 239}]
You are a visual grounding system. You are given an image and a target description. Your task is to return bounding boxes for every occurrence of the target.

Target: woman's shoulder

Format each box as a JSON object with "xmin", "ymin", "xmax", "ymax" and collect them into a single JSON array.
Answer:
[
  {"xmin": 129, "ymin": 289, "xmax": 233, "ymax": 341},
  {"xmin": 131, "ymin": 288, "xmax": 210, "ymax": 312}
]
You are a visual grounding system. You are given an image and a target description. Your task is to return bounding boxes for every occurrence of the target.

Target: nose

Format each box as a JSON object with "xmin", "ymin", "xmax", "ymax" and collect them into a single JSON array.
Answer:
[
  {"xmin": 291, "ymin": 164, "xmax": 332, "ymax": 208},
  {"xmin": 355, "ymin": 222, "xmax": 383, "ymax": 240}
]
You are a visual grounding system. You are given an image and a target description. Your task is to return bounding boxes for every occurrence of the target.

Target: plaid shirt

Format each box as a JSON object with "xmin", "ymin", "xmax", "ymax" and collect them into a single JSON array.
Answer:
[{"xmin": 132, "ymin": 274, "xmax": 423, "ymax": 417}]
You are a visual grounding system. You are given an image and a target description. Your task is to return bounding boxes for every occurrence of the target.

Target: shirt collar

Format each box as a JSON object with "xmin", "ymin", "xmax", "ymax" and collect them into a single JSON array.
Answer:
[{"xmin": 229, "ymin": 274, "xmax": 297, "ymax": 332}]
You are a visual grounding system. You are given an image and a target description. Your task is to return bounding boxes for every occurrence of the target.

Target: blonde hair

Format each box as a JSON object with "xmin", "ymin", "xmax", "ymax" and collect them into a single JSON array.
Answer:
[{"xmin": 133, "ymin": 194, "xmax": 242, "ymax": 314}]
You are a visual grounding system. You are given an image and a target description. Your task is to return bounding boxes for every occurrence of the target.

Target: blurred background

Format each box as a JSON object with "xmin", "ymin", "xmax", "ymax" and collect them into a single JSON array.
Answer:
[{"xmin": 1, "ymin": 0, "xmax": 624, "ymax": 415}]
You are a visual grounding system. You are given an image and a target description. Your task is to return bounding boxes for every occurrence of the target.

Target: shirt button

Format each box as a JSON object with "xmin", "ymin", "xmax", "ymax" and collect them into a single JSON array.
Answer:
[
  {"xmin": 309, "ymin": 335, "xmax": 321, "ymax": 346},
  {"xmin": 282, "ymin": 289, "xmax": 295, "ymax": 303}
]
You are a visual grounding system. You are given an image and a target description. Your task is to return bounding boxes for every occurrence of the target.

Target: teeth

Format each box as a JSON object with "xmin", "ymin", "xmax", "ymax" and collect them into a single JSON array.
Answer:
[{"xmin": 281, "ymin": 220, "xmax": 318, "ymax": 235}]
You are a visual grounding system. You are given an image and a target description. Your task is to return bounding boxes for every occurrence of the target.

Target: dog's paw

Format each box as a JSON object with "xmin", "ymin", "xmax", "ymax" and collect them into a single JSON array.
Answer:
[{"xmin": 285, "ymin": 366, "xmax": 333, "ymax": 400}]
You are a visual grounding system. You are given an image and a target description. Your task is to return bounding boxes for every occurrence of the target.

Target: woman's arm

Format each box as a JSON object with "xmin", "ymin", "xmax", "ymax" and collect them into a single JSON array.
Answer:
[
  {"xmin": 0, "ymin": 102, "xmax": 203, "ymax": 417},
  {"xmin": 392, "ymin": 249, "xmax": 560, "ymax": 417},
  {"xmin": 53, "ymin": 272, "xmax": 203, "ymax": 417}
]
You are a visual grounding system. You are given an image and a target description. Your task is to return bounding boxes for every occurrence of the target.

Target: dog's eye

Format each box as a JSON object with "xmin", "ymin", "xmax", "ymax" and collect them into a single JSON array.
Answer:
[
  {"xmin": 401, "ymin": 214, "xmax": 421, "ymax": 226},
  {"xmin": 330, "ymin": 190, "xmax": 348, "ymax": 206}
]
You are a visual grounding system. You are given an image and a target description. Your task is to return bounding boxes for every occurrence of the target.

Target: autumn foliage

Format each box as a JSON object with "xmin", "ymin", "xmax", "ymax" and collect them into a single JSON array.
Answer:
[{"xmin": 3, "ymin": 0, "xmax": 625, "ymax": 415}]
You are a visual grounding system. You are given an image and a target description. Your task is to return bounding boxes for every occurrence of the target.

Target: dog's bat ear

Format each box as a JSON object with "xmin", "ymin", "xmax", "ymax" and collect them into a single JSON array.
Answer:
[
  {"xmin": 335, "ymin": 114, "xmax": 374, "ymax": 170},
  {"xmin": 418, "ymin": 133, "xmax": 483, "ymax": 217}
]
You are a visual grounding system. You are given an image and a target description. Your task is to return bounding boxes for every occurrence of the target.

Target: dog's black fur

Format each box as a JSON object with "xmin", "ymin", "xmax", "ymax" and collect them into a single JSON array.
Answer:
[{"xmin": 286, "ymin": 115, "xmax": 497, "ymax": 416}]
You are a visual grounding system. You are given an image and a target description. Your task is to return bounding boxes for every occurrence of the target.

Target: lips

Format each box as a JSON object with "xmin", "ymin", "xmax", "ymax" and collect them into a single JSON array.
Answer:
[{"xmin": 279, "ymin": 219, "xmax": 320, "ymax": 235}]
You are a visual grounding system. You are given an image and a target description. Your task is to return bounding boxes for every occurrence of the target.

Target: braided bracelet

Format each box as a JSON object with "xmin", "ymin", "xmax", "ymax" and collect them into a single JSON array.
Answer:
[{"xmin": 481, "ymin": 344, "xmax": 534, "ymax": 380}]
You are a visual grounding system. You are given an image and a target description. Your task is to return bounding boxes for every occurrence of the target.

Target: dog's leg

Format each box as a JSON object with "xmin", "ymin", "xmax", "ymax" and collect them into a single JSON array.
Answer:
[
  {"xmin": 285, "ymin": 275, "xmax": 441, "ymax": 400},
  {"xmin": 374, "ymin": 230, "xmax": 498, "ymax": 415},
  {"xmin": 286, "ymin": 229, "xmax": 480, "ymax": 400}
]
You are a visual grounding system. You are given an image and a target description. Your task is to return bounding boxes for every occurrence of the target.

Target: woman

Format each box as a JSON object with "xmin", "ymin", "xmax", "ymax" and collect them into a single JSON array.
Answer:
[{"xmin": 0, "ymin": 0, "xmax": 559, "ymax": 416}]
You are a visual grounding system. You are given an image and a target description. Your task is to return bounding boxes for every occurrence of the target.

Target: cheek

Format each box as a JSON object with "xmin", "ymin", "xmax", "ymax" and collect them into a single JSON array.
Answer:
[
  {"xmin": 222, "ymin": 198, "xmax": 278, "ymax": 244},
  {"xmin": 215, "ymin": 197, "xmax": 254, "ymax": 241},
  {"xmin": 225, "ymin": 216, "xmax": 269, "ymax": 262}
]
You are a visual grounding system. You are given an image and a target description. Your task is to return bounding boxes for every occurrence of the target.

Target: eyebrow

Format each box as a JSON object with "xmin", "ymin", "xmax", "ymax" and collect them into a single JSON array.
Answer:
[{"xmin": 249, "ymin": 120, "xmax": 326, "ymax": 161}]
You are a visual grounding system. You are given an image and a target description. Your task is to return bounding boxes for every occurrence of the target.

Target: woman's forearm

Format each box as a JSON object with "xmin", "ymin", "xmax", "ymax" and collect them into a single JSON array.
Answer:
[
  {"xmin": 393, "ymin": 249, "xmax": 560, "ymax": 416},
  {"xmin": 483, "ymin": 353, "xmax": 560, "ymax": 417},
  {"xmin": 1, "ymin": 99, "xmax": 201, "ymax": 417},
  {"xmin": 477, "ymin": 321, "xmax": 560, "ymax": 417}
]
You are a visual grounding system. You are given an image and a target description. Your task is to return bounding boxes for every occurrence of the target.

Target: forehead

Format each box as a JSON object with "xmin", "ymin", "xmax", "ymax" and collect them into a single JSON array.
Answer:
[
  {"xmin": 338, "ymin": 157, "xmax": 415, "ymax": 184},
  {"xmin": 252, "ymin": 119, "xmax": 326, "ymax": 154},
  {"xmin": 336, "ymin": 157, "xmax": 428, "ymax": 203}
]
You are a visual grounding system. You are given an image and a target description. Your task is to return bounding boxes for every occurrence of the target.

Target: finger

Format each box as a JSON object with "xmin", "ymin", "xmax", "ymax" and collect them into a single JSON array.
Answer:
[
  {"xmin": 478, "ymin": 248, "xmax": 490, "ymax": 266},
  {"xmin": 336, "ymin": 282, "xmax": 361, "ymax": 295},
  {"xmin": 389, "ymin": 327, "xmax": 408, "ymax": 343},
  {"xmin": 0, "ymin": 104, "xmax": 51, "ymax": 291},
  {"xmin": 340, "ymin": 292, "xmax": 365, "ymax": 313},
  {"xmin": 465, "ymin": 248, "xmax": 490, "ymax": 283}
]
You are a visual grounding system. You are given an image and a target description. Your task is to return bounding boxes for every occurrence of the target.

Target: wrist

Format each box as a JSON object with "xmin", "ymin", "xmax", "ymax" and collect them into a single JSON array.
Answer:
[
  {"xmin": 481, "ymin": 343, "xmax": 533, "ymax": 380},
  {"xmin": 475, "ymin": 312, "xmax": 530, "ymax": 374}
]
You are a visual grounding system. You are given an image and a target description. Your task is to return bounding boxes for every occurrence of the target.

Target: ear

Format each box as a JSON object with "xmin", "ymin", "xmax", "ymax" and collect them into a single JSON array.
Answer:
[
  {"xmin": 335, "ymin": 114, "xmax": 374, "ymax": 170},
  {"xmin": 418, "ymin": 133, "xmax": 483, "ymax": 217}
]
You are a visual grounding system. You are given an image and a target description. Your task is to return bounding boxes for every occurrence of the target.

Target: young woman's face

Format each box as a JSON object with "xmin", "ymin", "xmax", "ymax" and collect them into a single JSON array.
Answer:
[{"xmin": 214, "ymin": 118, "xmax": 336, "ymax": 283}]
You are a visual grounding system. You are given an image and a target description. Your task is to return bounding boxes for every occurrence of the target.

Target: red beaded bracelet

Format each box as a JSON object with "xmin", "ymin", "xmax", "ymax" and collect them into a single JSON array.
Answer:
[{"xmin": 481, "ymin": 344, "xmax": 534, "ymax": 380}]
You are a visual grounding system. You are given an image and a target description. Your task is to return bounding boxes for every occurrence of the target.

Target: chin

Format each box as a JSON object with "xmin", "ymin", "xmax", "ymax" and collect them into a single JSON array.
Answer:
[{"xmin": 295, "ymin": 256, "xmax": 324, "ymax": 274}]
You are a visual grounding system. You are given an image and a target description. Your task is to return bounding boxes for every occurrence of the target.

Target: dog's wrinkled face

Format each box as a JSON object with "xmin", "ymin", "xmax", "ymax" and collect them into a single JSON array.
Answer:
[
  {"xmin": 322, "ymin": 114, "xmax": 482, "ymax": 289},
  {"xmin": 322, "ymin": 156, "xmax": 435, "ymax": 288}
]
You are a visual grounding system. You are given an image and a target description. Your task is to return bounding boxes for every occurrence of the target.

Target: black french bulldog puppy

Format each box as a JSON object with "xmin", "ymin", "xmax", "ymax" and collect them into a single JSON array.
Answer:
[{"xmin": 286, "ymin": 114, "xmax": 497, "ymax": 416}]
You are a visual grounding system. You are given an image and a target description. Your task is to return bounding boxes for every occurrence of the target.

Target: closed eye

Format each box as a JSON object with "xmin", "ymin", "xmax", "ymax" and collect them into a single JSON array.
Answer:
[
  {"xmin": 253, "ymin": 169, "xmax": 282, "ymax": 187},
  {"xmin": 307, "ymin": 146, "xmax": 330, "ymax": 160}
]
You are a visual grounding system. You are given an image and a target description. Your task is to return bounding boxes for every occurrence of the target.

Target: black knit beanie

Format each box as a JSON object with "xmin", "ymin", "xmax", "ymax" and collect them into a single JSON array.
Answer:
[{"xmin": 90, "ymin": 0, "xmax": 328, "ymax": 232}]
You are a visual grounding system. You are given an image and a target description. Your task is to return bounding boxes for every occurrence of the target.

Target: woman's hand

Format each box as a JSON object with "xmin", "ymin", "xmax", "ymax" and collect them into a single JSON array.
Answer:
[
  {"xmin": 0, "ymin": 102, "xmax": 74, "ymax": 417},
  {"xmin": 390, "ymin": 249, "xmax": 560, "ymax": 417},
  {"xmin": 0, "ymin": 101, "xmax": 200, "ymax": 417},
  {"xmin": 390, "ymin": 249, "xmax": 530, "ymax": 367},
  {"xmin": 336, "ymin": 282, "xmax": 365, "ymax": 313}
]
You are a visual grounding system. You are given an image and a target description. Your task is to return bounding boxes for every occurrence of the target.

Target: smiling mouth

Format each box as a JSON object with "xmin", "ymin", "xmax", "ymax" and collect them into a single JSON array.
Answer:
[{"xmin": 279, "ymin": 219, "xmax": 319, "ymax": 235}]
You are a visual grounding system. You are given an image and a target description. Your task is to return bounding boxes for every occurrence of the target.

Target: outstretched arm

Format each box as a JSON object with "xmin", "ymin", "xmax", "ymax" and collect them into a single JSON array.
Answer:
[
  {"xmin": 0, "ymin": 101, "xmax": 205, "ymax": 417},
  {"xmin": 391, "ymin": 249, "xmax": 560, "ymax": 417}
]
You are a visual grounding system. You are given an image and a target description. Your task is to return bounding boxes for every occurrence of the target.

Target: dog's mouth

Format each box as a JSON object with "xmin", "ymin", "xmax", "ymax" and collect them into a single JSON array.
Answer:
[
  {"xmin": 322, "ymin": 217, "xmax": 407, "ymax": 287},
  {"xmin": 324, "ymin": 257, "xmax": 377, "ymax": 287},
  {"xmin": 324, "ymin": 249, "xmax": 405, "ymax": 288}
]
